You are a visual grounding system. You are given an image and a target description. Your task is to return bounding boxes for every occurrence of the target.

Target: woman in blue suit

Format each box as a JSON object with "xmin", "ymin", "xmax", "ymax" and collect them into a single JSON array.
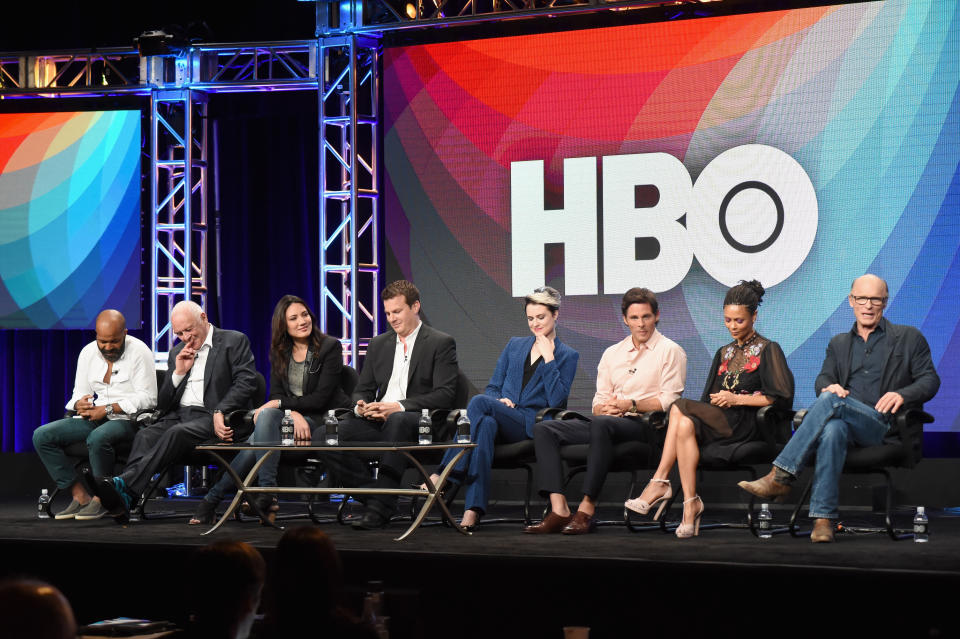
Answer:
[{"xmin": 431, "ymin": 286, "xmax": 579, "ymax": 530}]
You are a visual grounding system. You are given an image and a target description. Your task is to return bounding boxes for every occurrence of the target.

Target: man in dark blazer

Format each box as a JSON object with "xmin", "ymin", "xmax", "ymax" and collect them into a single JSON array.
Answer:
[
  {"xmin": 335, "ymin": 279, "xmax": 458, "ymax": 529},
  {"xmin": 95, "ymin": 300, "xmax": 258, "ymax": 520},
  {"xmin": 740, "ymin": 274, "xmax": 940, "ymax": 542}
]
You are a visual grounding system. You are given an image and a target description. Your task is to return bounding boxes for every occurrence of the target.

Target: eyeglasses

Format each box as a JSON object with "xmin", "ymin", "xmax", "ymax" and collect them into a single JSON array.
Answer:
[{"xmin": 850, "ymin": 295, "xmax": 887, "ymax": 306}]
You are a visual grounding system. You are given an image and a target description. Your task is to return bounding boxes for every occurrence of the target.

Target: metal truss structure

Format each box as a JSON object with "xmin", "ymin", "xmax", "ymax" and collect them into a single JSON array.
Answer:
[
  {"xmin": 318, "ymin": 34, "xmax": 381, "ymax": 365},
  {"xmin": 150, "ymin": 90, "xmax": 209, "ymax": 364}
]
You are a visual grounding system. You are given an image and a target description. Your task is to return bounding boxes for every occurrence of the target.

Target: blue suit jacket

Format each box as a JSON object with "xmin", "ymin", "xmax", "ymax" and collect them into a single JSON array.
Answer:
[{"xmin": 484, "ymin": 336, "xmax": 579, "ymax": 437}]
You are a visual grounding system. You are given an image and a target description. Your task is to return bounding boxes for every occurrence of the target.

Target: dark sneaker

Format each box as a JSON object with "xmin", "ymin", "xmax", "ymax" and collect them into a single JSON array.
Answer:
[
  {"xmin": 74, "ymin": 499, "xmax": 108, "ymax": 521},
  {"xmin": 54, "ymin": 499, "xmax": 84, "ymax": 520}
]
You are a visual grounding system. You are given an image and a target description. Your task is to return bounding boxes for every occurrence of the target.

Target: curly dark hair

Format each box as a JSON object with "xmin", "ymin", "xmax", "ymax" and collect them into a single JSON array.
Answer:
[
  {"xmin": 269, "ymin": 295, "xmax": 328, "ymax": 379},
  {"xmin": 723, "ymin": 280, "xmax": 765, "ymax": 314}
]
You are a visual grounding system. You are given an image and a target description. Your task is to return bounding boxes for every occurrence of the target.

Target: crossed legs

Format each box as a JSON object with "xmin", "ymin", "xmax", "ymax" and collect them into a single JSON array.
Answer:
[{"xmin": 632, "ymin": 404, "xmax": 700, "ymax": 529}]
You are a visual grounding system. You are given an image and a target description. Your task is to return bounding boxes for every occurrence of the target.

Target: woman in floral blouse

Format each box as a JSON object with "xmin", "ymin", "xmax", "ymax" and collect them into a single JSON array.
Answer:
[{"xmin": 625, "ymin": 280, "xmax": 794, "ymax": 538}]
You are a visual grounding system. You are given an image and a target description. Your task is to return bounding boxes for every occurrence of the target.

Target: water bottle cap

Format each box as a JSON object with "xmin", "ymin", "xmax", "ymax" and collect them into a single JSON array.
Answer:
[
  {"xmin": 285, "ymin": 409, "xmax": 291, "ymax": 416},
  {"xmin": 41, "ymin": 488, "xmax": 48, "ymax": 495},
  {"xmin": 328, "ymin": 409, "xmax": 335, "ymax": 415},
  {"xmin": 761, "ymin": 503, "xmax": 768, "ymax": 509},
  {"xmin": 422, "ymin": 408, "xmax": 429, "ymax": 415},
  {"xmin": 917, "ymin": 506, "xmax": 925, "ymax": 514}
]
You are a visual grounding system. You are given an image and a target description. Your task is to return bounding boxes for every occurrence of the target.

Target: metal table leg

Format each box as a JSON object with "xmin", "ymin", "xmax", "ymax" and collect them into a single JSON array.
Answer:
[{"xmin": 395, "ymin": 448, "xmax": 472, "ymax": 541}]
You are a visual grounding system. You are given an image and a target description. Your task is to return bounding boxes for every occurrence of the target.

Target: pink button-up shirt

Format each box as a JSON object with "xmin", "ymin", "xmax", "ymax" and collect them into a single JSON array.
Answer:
[{"xmin": 592, "ymin": 330, "xmax": 687, "ymax": 411}]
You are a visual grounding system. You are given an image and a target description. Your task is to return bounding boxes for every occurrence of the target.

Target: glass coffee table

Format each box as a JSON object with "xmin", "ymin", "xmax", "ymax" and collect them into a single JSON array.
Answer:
[{"xmin": 195, "ymin": 441, "xmax": 476, "ymax": 541}]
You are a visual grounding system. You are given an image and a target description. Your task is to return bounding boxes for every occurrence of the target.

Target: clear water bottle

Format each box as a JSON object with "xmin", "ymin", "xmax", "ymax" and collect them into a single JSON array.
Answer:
[
  {"xmin": 280, "ymin": 409, "xmax": 295, "ymax": 446},
  {"xmin": 757, "ymin": 503, "xmax": 773, "ymax": 539},
  {"xmin": 324, "ymin": 409, "xmax": 339, "ymax": 446},
  {"xmin": 37, "ymin": 488, "xmax": 51, "ymax": 519},
  {"xmin": 913, "ymin": 506, "xmax": 929, "ymax": 543},
  {"xmin": 417, "ymin": 409, "xmax": 432, "ymax": 445},
  {"xmin": 456, "ymin": 413, "xmax": 471, "ymax": 444}
]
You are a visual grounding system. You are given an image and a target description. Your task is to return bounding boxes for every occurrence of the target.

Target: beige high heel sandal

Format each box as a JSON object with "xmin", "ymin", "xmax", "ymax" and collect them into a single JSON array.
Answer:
[
  {"xmin": 675, "ymin": 495, "xmax": 704, "ymax": 539},
  {"xmin": 624, "ymin": 478, "xmax": 672, "ymax": 521}
]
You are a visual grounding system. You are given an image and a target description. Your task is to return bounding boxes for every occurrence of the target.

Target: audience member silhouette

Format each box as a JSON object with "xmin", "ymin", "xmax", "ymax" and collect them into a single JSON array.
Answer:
[
  {"xmin": 184, "ymin": 540, "xmax": 266, "ymax": 639},
  {"xmin": 265, "ymin": 526, "xmax": 377, "ymax": 638},
  {"xmin": 0, "ymin": 578, "xmax": 76, "ymax": 639}
]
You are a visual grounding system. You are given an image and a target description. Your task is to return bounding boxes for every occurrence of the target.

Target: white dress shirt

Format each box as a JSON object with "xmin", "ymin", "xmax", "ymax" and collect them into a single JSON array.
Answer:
[
  {"xmin": 171, "ymin": 325, "xmax": 215, "ymax": 408},
  {"xmin": 380, "ymin": 321, "xmax": 423, "ymax": 405},
  {"xmin": 66, "ymin": 335, "xmax": 158, "ymax": 418}
]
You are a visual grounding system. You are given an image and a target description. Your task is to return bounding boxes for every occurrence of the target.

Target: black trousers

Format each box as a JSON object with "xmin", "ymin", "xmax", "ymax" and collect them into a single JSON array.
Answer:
[
  {"xmin": 315, "ymin": 411, "xmax": 426, "ymax": 514},
  {"xmin": 119, "ymin": 406, "xmax": 253, "ymax": 495},
  {"xmin": 533, "ymin": 415, "xmax": 655, "ymax": 499}
]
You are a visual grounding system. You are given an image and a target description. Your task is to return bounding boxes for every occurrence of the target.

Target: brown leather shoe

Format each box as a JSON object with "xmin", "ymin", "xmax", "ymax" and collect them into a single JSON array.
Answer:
[
  {"xmin": 810, "ymin": 518, "xmax": 835, "ymax": 543},
  {"xmin": 561, "ymin": 511, "xmax": 597, "ymax": 535},
  {"xmin": 737, "ymin": 468, "xmax": 792, "ymax": 503},
  {"xmin": 523, "ymin": 511, "xmax": 573, "ymax": 534}
]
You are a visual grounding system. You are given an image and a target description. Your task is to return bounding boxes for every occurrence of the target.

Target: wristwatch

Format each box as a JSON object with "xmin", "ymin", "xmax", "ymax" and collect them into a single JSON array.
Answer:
[
  {"xmin": 631, "ymin": 399, "xmax": 638, "ymax": 413},
  {"xmin": 104, "ymin": 404, "xmax": 114, "ymax": 416}
]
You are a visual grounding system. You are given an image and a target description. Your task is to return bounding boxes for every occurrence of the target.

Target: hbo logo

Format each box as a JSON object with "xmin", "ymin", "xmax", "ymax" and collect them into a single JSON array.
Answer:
[{"xmin": 511, "ymin": 144, "xmax": 818, "ymax": 295}]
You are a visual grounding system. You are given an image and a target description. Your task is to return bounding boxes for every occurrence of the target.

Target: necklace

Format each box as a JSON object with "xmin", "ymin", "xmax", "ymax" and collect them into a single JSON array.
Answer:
[{"xmin": 721, "ymin": 333, "xmax": 760, "ymax": 391}]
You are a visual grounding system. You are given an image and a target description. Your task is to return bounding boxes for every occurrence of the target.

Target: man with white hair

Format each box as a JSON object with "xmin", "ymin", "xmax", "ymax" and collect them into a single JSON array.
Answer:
[{"xmin": 94, "ymin": 300, "xmax": 257, "ymax": 521}]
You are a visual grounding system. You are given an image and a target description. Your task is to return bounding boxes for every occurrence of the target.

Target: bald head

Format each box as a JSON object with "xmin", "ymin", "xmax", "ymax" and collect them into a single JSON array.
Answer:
[
  {"xmin": 95, "ymin": 309, "xmax": 127, "ymax": 362},
  {"xmin": 0, "ymin": 579, "xmax": 76, "ymax": 639},
  {"xmin": 96, "ymin": 309, "xmax": 126, "ymax": 333},
  {"xmin": 848, "ymin": 273, "xmax": 888, "ymax": 333},
  {"xmin": 850, "ymin": 274, "xmax": 888, "ymax": 298}
]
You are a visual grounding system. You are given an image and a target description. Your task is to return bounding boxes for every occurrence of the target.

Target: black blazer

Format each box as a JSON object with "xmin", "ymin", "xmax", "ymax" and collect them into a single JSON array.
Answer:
[
  {"xmin": 270, "ymin": 334, "xmax": 351, "ymax": 423},
  {"xmin": 157, "ymin": 327, "xmax": 258, "ymax": 416},
  {"xmin": 352, "ymin": 323, "xmax": 458, "ymax": 412},
  {"xmin": 814, "ymin": 318, "xmax": 940, "ymax": 411}
]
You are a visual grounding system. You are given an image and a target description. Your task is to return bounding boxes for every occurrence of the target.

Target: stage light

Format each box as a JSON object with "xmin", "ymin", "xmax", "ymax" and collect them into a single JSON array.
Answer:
[
  {"xmin": 405, "ymin": 2, "xmax": 417, "ymax": 19},
  {"xmin": 135, "ymin": 29, "xmax": 189, "ymax": 57}
]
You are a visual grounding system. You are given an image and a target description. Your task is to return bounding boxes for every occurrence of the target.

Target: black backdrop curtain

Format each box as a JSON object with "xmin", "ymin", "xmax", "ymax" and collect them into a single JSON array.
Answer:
[{"xmin": 0, "ymin": 91, "xmax": 319, "ymax": 452}]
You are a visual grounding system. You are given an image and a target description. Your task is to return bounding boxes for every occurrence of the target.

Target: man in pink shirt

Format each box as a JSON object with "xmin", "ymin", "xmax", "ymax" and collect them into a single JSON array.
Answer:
[{"xmin": 524, "ymin": 287, "xmax": 687, "ymax": 534}]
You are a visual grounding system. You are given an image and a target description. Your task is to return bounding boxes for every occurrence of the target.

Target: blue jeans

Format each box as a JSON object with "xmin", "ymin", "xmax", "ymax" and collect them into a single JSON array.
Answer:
[
  {"xmin": 774, "ymin": 392, "xmax": 889, "ymax": 519},
  {"xmin": 33, "ymin": 417, "xmax": 138, "ymax": 489},
  {"xmin": 438, "ymin": 394, "xmax": 528, "ymax": 515},
  {"xmin": 205, "ymin": 408, "xmax": 319, "ymax": 504}
]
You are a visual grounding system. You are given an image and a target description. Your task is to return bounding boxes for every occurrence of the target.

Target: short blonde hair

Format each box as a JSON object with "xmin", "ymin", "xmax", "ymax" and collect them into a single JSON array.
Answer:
[{"xmin": 524, "ymin": 286, "xmax": 561, "ymax": 312}]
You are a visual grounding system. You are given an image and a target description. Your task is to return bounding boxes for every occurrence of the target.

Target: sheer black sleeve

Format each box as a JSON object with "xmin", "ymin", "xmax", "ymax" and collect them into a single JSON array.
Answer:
[
  {"xmin": 699, "ymin": 347, "xmax": 724, "ymax": 403},
  {"xmin": 758, "ymin": 340, "xmax": 794, "ymax": 410}
]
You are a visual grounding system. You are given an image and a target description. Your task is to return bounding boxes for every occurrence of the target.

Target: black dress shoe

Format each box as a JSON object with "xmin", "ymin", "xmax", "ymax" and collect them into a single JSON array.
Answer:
[
  {"xmin": 94, "ymin": 477, "xmax": 131, "ymax": 524},
  {"xmin": 352, "ymin": 508, "xmax": 391, "ymax": 530}
]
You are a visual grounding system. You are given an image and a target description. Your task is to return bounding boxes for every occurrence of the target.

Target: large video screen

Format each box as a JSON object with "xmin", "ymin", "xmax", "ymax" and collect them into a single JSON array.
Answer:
[
  {"xmin": 0, "ymin": 110, "xmax": 142, "ymax": 329},
  {"xmin": 383, "ymin": 1, "xmax": 960, "ymax": 432}
]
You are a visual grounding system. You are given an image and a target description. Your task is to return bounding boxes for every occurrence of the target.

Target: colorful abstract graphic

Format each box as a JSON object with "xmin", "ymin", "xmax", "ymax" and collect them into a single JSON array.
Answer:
[
  {"xmin": 0, "ymin": 111, "xmax": 142, "ymax": 329},
  {"xmin": 384, "ymin": 1, "xmax": 960, "ymax": 431}
]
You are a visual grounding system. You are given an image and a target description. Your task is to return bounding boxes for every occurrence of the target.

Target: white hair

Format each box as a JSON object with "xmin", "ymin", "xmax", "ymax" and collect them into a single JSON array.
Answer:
[{"xmin": 171, "ymin": 300, "xmax": 204, "ymax": 321}]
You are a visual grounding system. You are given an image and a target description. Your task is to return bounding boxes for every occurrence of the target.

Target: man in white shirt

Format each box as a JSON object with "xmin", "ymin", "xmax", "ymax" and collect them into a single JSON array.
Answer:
[
  {"xmin": 93, "ymin": 300, "xmax": 258, "ymax": 521},
  {"xmin": 32, "ymin": 310, "xmax": 157, "ymax": 520},
  {"xmin": 331, "ymin": 280, "xmax": 459, "ymax": 530}
]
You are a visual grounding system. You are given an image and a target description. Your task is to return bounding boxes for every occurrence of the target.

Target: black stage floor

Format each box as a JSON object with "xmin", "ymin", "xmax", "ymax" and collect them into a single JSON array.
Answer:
[{"xmin": 2, "ymin": 496, "xmax": 958, "ymax": 638}]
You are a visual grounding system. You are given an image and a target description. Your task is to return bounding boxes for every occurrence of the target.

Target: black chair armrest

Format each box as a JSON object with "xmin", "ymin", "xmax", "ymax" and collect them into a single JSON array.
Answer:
[
  {"xmin": 792, "ymin": 409, "xmax": 808, "ymax": 431},
  {"xmin": 427, "ymin": 408, "xmax": 462, "ymax": 441},
  {"xmin": 557, "ymin": 409, "xmax": 589, "ymax": 421},
  {"xmin": 757, "ymin": 406, "xmax": 795, "ymax": 447},
  {"xmin": 333, "ymin": 407, "xmax": 355, "ymax": 419},
  {"xmin": 634, "ymin": 410, "xmax": 666, "ymax": 428},
  {"xmin": 133, "ymin": 409, "xmax": 161, "ymax": 426},
  {"xmin": 536, "ymin": 406, "xmax": 566, "ymax": 422},
  {"xmin": 225, "ymin": 409, "xmax": 254, "ymax": 429},
  {"xmin": 894, "ymin": 408, "xmax": 934, "ymax": 431}
]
